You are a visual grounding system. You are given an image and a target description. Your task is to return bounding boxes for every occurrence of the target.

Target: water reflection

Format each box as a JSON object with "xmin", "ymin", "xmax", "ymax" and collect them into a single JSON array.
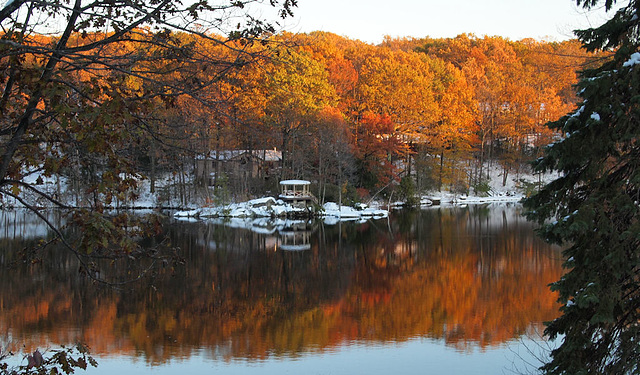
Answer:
[
  {"xmin": 0, "ymin": 204, "xmax": 562, "ymax": 367},
  {"xmin": 180, "ymin": 217, "xmax": 317, "ymax": 252}
]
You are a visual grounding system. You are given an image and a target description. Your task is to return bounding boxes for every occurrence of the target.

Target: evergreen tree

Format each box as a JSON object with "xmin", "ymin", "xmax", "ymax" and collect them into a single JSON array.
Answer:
[{"xmin": 524, "ymin": 1, "xmax": 640, "ymax": 374}]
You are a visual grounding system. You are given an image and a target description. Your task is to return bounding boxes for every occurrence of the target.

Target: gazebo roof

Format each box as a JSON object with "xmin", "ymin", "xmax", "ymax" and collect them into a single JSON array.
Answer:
[{"xmin": 279, "ymin": 180, "xmax": 310, "ymax": 185}]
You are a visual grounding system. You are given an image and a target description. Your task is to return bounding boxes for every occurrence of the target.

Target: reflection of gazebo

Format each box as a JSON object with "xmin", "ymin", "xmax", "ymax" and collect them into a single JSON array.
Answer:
[
  {"xmin": 278, "ymin": 221, "xmax": 312, "ymax": 251},
  {"xmin": 279, "ymin": 180, "xmax": 315, "ymax": 207},
  {"xmin": 278, "ymin": 230, "xmax": 311, "ymax": 251}
]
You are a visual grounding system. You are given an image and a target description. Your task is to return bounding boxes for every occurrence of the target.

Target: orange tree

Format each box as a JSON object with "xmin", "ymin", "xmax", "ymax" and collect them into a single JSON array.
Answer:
[
  {"xmin": 423, "ymin": 58, "xmax": 478, "ymax": 192},
  {"xmin": 344, "ymin": 45, "xmax": 439, "ymax": 190},
  {"xmin": 417, "ymin": 34, "xmax": 592, "ymax": 188}
]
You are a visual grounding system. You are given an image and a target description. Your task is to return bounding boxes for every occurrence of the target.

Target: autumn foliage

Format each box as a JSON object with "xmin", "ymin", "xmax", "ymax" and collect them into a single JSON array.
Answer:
[{"xmin": 1, "ymin": 30, "xmax": 598, "ymax": 204}]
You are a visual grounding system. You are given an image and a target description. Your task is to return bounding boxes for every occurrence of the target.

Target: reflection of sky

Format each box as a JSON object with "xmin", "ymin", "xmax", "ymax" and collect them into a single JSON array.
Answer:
[{"xmin": 91, "ymin": 337, "xmax": 553, "ymax": 375}]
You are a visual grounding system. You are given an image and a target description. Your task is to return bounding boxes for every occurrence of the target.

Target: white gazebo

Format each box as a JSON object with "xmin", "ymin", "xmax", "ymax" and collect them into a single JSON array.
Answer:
[{"xmin": 279, "ymin": 180, "xmax": 314, "ymax": 207}]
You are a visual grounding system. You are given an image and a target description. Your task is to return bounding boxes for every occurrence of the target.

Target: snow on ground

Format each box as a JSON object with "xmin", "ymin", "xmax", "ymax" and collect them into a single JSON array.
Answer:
[
  {"xmin": 481, "ymin": 163, "xmax": 558, "ymax": 197},
  {"xmin": 322, "ymin": 202, "xmax": 388, "ymax": 218},
  {"xmin": 173, "ymin": 199, "xmax": 389, "ymax": 220},
  {"xmin": 392, "ymin": 165, "xmax": 560, "ymax": 208},
  {"xmin": 3, "ymin": 161, "xmax": 561, "ymax": 219}
]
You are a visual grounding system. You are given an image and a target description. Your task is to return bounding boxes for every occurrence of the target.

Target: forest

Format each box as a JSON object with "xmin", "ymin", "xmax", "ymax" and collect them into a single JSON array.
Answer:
[{"xmin": 0, "ymin": 28, "xmax": 601, "ymax": 208}]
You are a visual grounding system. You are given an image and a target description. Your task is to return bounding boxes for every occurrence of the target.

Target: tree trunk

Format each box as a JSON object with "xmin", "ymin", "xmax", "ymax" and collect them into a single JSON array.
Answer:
[
  {"xmin": 150, "ymin": 138, "xmax": 156, "ymax": 194},
  {"xmin": 438, "ymin": 149, "xmax": 445, "ymax": 192},
  {"xmin": 280, "ymin": 124, "xmax": 290, "ymax": 180},
  {"xmin": 502, "ymin": 166, "xmax": 509, "ymax": 187}
]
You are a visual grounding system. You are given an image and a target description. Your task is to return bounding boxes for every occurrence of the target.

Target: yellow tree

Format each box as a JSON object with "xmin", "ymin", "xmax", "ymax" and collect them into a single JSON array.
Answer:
[
  {"xmin": 427, "ymin": 59, "xmax": 478, "ymax": 192},
  {"xmin": 418, "ymin": 35, "xmax": 540, "ymax": 186},
  {"xmin": 343, "ymin": 45, "xmax": 440, "ymax": 188},
  {"xmin": 300, "ymin": 32, "xmax": 360, "ymax": 116},
  {"xmin": 262, "ymin": 45, "xmax": 337, "ymax": 179},
  {"xmin": 356, "ymin": 47, "xmax": 439, "ymax": 140}
]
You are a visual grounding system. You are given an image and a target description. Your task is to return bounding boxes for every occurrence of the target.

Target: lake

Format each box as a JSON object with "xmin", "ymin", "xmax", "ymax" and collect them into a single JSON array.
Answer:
[{"xmin": 0, "ymin": 203, "xmax": 563, "ymax": 374}]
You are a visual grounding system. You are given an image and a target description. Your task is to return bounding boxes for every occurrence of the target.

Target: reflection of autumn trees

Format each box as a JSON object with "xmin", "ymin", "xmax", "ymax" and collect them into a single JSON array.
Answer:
[
  {"xmin": 314, "ymin": 206, "xmax": 561, "ymax": 351},
  {"xmin": 0, "ymin": 206, "xmax": 561, "ymax": 362}
]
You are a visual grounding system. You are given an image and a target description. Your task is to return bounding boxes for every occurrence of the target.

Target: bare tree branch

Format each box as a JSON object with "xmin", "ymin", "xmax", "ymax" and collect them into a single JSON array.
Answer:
[
  {"xmin": 1, "ymin": 178, "xmax": 72, "ymax": 208},
  {"xmin": 0, "ymin": 0, "xmax": 28, "ymax": 24}
]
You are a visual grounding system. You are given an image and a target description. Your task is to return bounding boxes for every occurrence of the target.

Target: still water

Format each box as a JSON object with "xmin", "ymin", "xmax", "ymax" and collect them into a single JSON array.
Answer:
[{"xmin": 0, "ymin": 204, "xmax": 562, "ymax": 374}]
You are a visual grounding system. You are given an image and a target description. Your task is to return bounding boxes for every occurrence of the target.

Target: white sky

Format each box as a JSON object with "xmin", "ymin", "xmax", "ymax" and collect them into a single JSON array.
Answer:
[{"xmin": 279, "ymin": 0, "xmax": 619, "ymax": 43}]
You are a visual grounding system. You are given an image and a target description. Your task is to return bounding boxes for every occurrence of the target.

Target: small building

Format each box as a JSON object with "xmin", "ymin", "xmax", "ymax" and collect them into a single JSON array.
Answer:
[
  {"xmin": 279, "ymin": 180, "xmax": 316, "ymax": 207},
  {"xmin": 195, "ymin": 149, "xmax": 282, "ymax": 186}
]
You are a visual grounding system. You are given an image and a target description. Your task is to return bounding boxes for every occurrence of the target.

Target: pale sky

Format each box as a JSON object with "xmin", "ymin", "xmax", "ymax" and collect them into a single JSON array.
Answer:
[{"xmin": 279, "ymin": 0, "xmax": 618, "ymax": 43}]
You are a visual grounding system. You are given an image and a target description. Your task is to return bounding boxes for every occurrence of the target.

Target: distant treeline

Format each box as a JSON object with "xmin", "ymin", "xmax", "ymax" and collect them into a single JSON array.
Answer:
[{"xmin": 1, "ymin": 30, "xmax": 600, "ymax": 204}]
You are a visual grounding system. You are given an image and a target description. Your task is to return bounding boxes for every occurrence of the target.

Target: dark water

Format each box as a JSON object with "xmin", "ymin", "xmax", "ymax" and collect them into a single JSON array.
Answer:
[{"xmin": 0, "ymin": 204, "xmax": 562, "ymax": 374}]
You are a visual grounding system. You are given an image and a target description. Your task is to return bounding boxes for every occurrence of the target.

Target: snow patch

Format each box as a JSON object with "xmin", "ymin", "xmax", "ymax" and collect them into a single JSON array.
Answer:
[
  {"xmin": 623, "ymin": 52, "xmax": 640, "ymax": 68},
  {"xmin": 322, "ymin": 202, "xmax": 388, "ymax": 219},
  {"xmin": 174, "ymin": 209, "xmax": 200, "ymax": 218}
]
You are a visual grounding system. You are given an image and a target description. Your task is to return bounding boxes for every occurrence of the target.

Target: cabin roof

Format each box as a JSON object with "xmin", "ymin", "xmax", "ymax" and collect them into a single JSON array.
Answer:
[{"xmin": 199, "ymin": 150, "xmax": 282, "ymax": 162}]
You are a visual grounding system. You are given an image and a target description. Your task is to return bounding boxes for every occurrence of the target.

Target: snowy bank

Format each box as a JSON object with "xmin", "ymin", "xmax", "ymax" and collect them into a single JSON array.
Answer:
[
  {"xmin": 173, "ymin": 198, "xmax": 389, "ymax": 220},
  {"xmin": 422, "ymin": 191, "xmax": 523, "ymax": 206},
  {"xmin": 321, "ymin": 202, "xmax": 388, "ymax": 219}
]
